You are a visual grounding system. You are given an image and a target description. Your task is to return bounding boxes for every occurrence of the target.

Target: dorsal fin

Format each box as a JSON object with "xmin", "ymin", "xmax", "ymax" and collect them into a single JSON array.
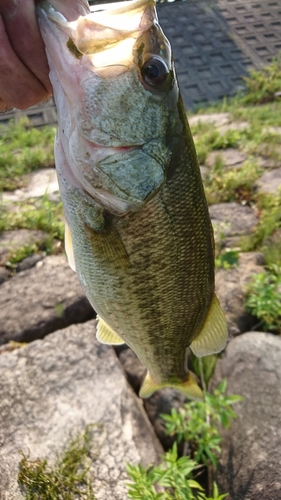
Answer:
[
  {"xmin": 96, "ymin": 316, "xmax": 125, "ymax": 345},
  {"xmin": 65, "ymin": 221, "xmax": 76, "ymax": 272},
  {"xmin": 190, "ymin": 294, "xmax": 228, "ymax": 357}
]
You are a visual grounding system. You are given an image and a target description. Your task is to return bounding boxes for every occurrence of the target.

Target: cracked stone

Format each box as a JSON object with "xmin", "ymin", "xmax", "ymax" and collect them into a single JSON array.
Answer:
[{"xmin": 0, "ymin": 321, "xmax": 163, "ymax": 500}]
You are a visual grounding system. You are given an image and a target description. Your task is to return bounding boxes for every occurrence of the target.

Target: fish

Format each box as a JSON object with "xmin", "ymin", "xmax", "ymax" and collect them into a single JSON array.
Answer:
[{"xmin": 37, "ymin": 0, "xmax": 228, "ymax": 400}]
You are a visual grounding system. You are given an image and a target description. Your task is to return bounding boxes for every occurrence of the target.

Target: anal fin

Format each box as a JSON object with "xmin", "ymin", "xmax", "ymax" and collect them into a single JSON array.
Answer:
[
  {"xmin": 190, "ymin": 294, "xmax": 228, "ymax": 357},
  {"xmin": 65, "ymin": 221, "xmax": 76, "ymax": 272},
  {"xmin": 96, "ymin": 316, "xmax": 125, "ymax": 345},
  {"xmin": 139, "ymin": 371, "xmax": 204, "ymax": 400}
]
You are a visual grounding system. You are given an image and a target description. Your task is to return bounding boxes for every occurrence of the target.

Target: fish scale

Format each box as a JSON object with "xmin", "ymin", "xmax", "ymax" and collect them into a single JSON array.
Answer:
[{"xmin": 38, "ymin": 0, "xmax": 228, "ymax": 399}]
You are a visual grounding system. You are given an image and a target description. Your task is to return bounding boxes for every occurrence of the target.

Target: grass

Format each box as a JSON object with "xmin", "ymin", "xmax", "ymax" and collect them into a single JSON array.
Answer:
[
  {"xmin": 18, "ymin": 426, "xmax": 98, "ymax": 500},
  {"xmin": 245, "ymin": 264, "xmax": 281, "ymax": 333},
  {"xmin": 0, "ymin": 118, "xmax": 61, "ymax": 265},
  {"xmin": 0, "ymin": 195, "xmax": 64, "ymax": 239},
  {"xmin": 0, "ymin": 118, "xmax": 55, "ymax": 192},
  {"xmin": 0, "ymin": 195, "xmax": 64, "ymax": 265}
]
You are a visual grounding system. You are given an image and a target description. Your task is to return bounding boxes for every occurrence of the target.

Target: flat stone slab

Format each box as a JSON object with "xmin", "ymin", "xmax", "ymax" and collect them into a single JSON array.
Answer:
[
  {"xmin": 212, "ymin": 332, "xmax": 281, "ymax": 500},
  {"xmin": 2, "ymin": 168, "xmax": 59, "ymax": 202},
  {"xmin": 255, "ymin": 166, "xmax": 281, "ymax": 195},
  {"xmin": 0, "ymin": 255, "xmax": 94, "ymax": 345},
  {"xmin": 205, "ymin": 148, "xmax": 247, "ymax": 169},
  {"xmin": 189, "ymin": 113, "xmax": 231, "ymax": 128},
  {"xmin": 0, "ymin": 321, "xmax": 162, "ymax": 500},
  {"xmin": 210, "ymin": 202, "xmax": 258, "ymax": 248}
]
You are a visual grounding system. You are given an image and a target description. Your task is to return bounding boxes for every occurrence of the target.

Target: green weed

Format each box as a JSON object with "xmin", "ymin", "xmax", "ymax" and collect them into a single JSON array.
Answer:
[
  {"xmin": 204, "ymin": 157, "xmax": 261, "ymax": 205},
  {"xmin": 0, "ymin": 118, "xmax": 55, "ymax": 192},
  {"xmin": 240, "ymin": 193, "xmax": 281, "ymax": 252},
  {"xmin": 241, "ymin": 56, "xmax": 281, "ymax": 105},
  {"xmin": 18, "ymin": 426, "xmax": 97, "ymax": 500},
  {"xmin": 215, "ymin": 249, "xmax": 239, "ymax": 270},
  {"xmin": 127, "ymin": 444, "xmax": 227, "ymax": 500},
  {"xmin": 245, "ymin": 264, "xmax": 281, "ymax": 333},
  {"xmin": 190, "ymin": 354, "xmax": 218, "ymax": 391},
  {"xmin": 5, "ymin": 243, "xmax": 40, "ymax": 267},
  {"xmin": 0, "ymin": 195, "xmax": 64, "ymax": 241},
  {"xmin": 127, "ymin": 381, "xmax": 241, "ymax": 500},
  {"xmin": 162, "ymin": 380, "xmax": 242, "ymax": 468}
]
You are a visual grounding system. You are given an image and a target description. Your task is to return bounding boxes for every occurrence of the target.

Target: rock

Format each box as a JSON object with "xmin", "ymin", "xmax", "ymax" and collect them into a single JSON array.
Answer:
[
  {"xmin": 212, "ymin": 332, "xmax": 281, "ymax": 500},
  {"xmin": 143, "ymin": 389, "xmax": 187, "ymax": 451},
  {"xmin": 2, "ymin": 168, "xmax": 59, "ymax": 202},
  {"xmin": 116, "ymin": 348, "xmax": 193, "ymax": 451},
  {"xmin": 0, "ymin": 229, "xmax": 48, "ymax": 265},
  {"xmin": 255, "ymin": 166, "xmax": 281, "ymax": 195},
  {"xmin": 218, "ymin": 121, "xmax": 249, "ymax": 135},
  {"xmin": 16, "ymin": 253, "xmax": 44, "ymax": 272},
  {"xmin": 0, "ymin": 254, "xmax": 95, "ymax": 345},
  {"xmin": 259, "ymin": 157, "xmax": 281, "ymax": 169},
  {"xmin": 205, "ymin": 148, "xmax": 247, "ymax": 169},
  {"xmin": 189, "ymin": 113, "xmax": 231, "ymax": 128},
  {"xmin": 117, "ymin": 345, "xmax": 146, "ymax": 394},
  {"xmin": 0, "ymin": 266, "xmax": 10, "ymax": 284},
  {"xmin": 209, "ymin": 202, "xmax": 258, "ymax": 249},
  {"xmin": 0, "ymin": 321, "xmax": 163, "ymax": 500},
  {"xmin": 199, "ymin": 165, "xmax": 209, "ymax": 180},
  {"xmin": 262, "ymin": 125, "xmax": 281, "ymax": 135},
  {"xmin": 215, "ymin": 252, "xmax": 265, "ymax": 336}
]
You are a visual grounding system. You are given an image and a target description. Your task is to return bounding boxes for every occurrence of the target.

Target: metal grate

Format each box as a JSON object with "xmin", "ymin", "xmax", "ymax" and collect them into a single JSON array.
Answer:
[
  {"xmin": 215, "ymin": 0, "xmax": 281, "ymax": 65},
  {"xmin": 158, "ymin": 1, "xmax": 252, "ymax": 109}
]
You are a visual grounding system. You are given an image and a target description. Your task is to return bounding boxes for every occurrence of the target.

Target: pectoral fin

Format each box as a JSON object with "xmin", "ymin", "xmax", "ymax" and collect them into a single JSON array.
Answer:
[
  {"xmin": 190, "ymin": 294, "xmax": 228, "ymax": 357},
  {"xmin": 96, "ymin": 316, "xmax": 125, "ymax": 345},
  {"xmin": 65, "ymin": 221, "xmax": 76, "ymax": 272},
  {"xmin": 139, "ymin": 371, "xmax": 204, "ymax": 400}
]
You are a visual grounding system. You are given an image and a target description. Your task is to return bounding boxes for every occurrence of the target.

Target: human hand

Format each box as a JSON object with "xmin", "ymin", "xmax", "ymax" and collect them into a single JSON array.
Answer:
[{"xmin": 0, "ymin": 0, "xmax": 89, "ymax": 111}]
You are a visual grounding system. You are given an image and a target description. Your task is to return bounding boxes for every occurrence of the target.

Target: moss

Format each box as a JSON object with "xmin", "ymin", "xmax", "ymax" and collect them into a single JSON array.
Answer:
[{"xmin": 18, "ymin": 425, "xmax": 102, "ymax": 500}]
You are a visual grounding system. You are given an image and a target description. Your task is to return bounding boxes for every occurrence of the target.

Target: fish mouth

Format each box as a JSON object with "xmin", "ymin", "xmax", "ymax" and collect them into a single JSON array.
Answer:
[{"xmin": 38, "ymin": 0, "xmax": 156, "ymax": 75}]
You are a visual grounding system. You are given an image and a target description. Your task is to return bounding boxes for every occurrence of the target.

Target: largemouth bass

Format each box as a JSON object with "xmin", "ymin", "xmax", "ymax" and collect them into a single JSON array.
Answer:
[{"xmin": 37, "ymin": 0, "xmax": 227, "ymax": 399}]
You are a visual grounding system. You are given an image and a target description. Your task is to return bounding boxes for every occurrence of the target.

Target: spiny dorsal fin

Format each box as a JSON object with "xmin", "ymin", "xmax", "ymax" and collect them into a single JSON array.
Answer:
[
  {"xmin": 65, "ymin": 221, "xmax": 76, "ymax": 272},
  {"xmin": 190, "ymin": 294, "xmax": 228, "ymax": 357},
  {"xmin": 96, "ymin": 316, "xmax": 125, "ymax": 345},
  {"xmin": 139, "ymin": 371, "xmax": 204, "ymax": 400}
]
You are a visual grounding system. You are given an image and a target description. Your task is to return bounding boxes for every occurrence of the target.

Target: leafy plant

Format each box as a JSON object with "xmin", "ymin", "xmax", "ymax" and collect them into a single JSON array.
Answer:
[
  {"xmin": 204, "ymin": 157, "xmax": 261, "ymax": 205},
  {"xmin": 215, "ymin": 249, "xmax": 239, "ymax": 270},
  {"xmin": 245, "ymin": 264, "xmax": 281, "ymax": 333},
  {"xmin": 5, "ymin": 243, "xmax": 40, "ymax": 268},
  {"xmin": 162, "ymin": 380, "xmax": 242, "ymax": 468},
  {"xmin": 241, "ymin": 56, "xmax": 281, "ymax": 105},
  {"xmin": 240, "ymin": 193, "xmax": 281, "ymax": 253},
  {"xmin": 127, "ymin": 443, "xmax": 227, "ymax": 500},
  {"xmin": 18, "ymin": 426, "xmax": 97, "ymax": 500},
  {"xmin": 191, "ymin": 354, "xmax": 218, "ymax": 390},
  {"xmin": 127, "ymin": 381, "xmax": 242, "ymax": 499}
]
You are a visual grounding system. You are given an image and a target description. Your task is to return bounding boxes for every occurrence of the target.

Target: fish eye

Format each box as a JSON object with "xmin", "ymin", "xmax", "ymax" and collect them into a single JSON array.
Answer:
[{"xmin": 141, "ymin": 56, "xmax": 169, "ymax": 87}]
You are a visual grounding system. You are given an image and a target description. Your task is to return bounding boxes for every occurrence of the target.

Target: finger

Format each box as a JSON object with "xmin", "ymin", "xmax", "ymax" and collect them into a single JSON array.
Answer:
[
  {"xmin": 0, "ymin": 0, "xmax": 52, "ymax": 94},
  {"xmin": 0, "ymin": 97, "xmax": 13, "ymax": 112},
  {"xmin": 0, "ymin": 15, "xmax": 51, "ymax": 109}
]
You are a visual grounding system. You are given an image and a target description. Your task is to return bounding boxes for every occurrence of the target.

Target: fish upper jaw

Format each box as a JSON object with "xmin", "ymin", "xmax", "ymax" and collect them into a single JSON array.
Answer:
[{"xmin": 38, "ymin": 0, "xmax": 157, "ymax": 76}]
